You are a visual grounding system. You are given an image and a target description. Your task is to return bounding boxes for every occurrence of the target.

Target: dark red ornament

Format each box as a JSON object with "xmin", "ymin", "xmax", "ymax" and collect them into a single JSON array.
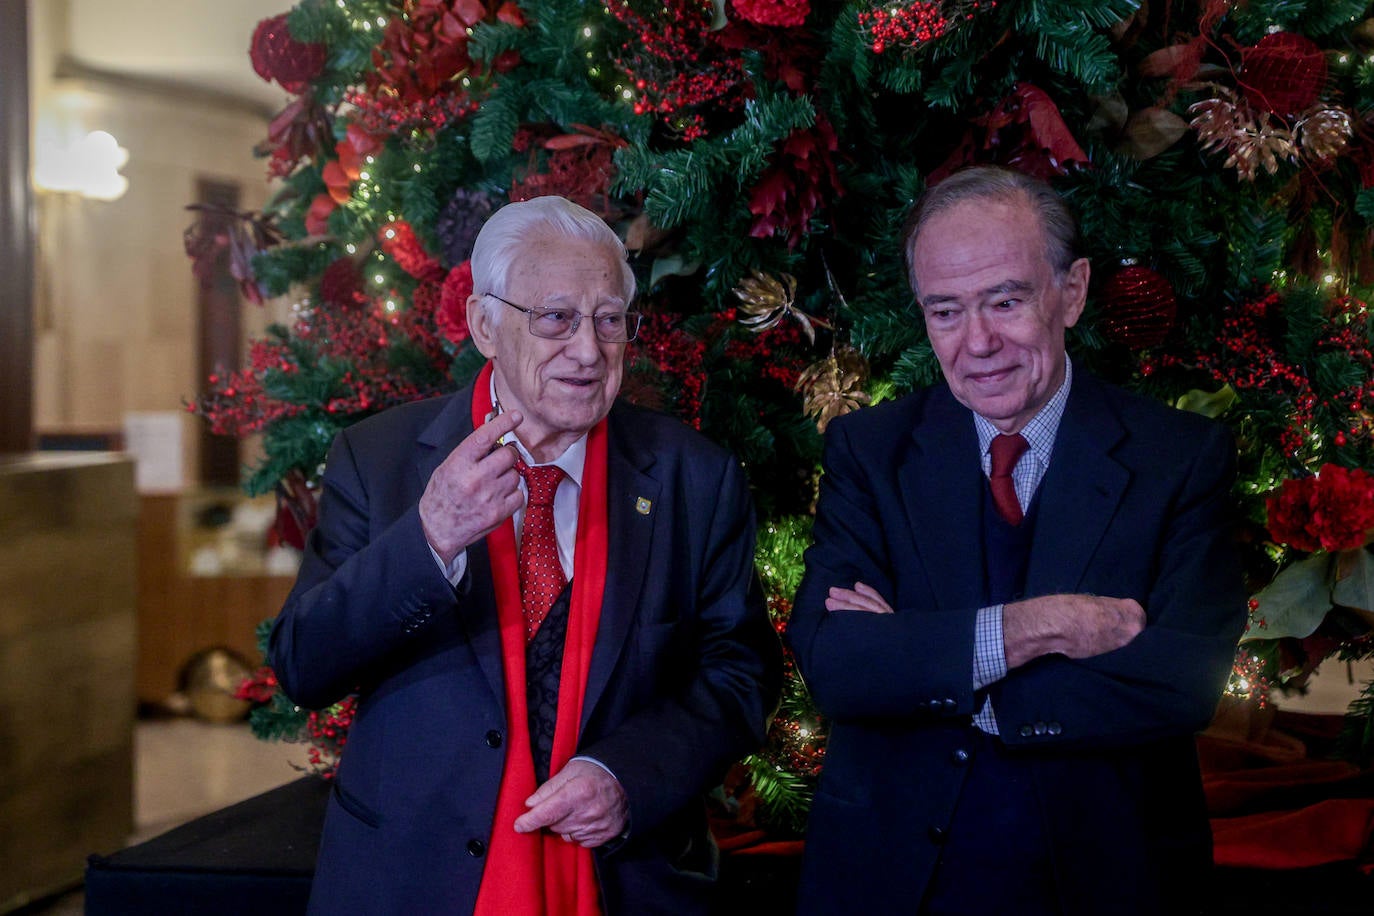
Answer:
[
  {"xmin": 1240, "ymin": 32, "xmax": 1327, "ymax": 118},
  {"xmin": 1098, "ymin": 265, "xmax": 1177, "ymax": 349},
  {"xmin": 250, "ymin": 14, "xmax": 327, "ymax": 93}
]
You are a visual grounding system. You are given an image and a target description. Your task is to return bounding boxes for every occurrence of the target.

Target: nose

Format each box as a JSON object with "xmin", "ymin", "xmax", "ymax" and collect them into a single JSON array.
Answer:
[
  {"xmin": 966, "ymin": 308, "xmax": 1000, "ymax": 357},
  {"xmin": 563, "ymin": 313, "xmax": 603, "ymax": 363}
]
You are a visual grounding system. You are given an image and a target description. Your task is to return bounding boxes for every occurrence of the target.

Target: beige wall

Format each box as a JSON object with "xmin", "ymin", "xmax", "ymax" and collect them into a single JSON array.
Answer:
[{"xmin": 29, "ymin": 0, "xmax": 287, "ymax": 485}]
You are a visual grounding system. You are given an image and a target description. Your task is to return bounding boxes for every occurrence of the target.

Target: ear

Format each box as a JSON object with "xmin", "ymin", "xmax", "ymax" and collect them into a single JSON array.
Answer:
[
  {"xmin": 467, "ymin": 294, "xmax": 498, "ymax": 359},
  {"xmin": 1060, "ymin": 257, "xmax": 1090, "ymax": 329}
]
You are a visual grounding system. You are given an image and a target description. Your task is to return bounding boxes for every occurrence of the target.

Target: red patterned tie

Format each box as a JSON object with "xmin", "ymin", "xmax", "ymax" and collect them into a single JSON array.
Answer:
[
  {"xmin": 989, "ymin": 433, "xmax": 1028, "ymax": 526},
  {"xmin": 516, "ymin": 461, "xmax": 566, "ymax": 641}
]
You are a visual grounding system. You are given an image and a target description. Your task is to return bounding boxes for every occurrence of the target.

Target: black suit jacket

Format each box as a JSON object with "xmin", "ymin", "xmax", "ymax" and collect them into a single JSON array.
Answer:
[
  {"xmin": 787, "ymin": 372, "xmax": 1247, "ymax": 915},
  {"xmin": 270, "ymin": 385, "xmax": 781, "ymax": 915}
]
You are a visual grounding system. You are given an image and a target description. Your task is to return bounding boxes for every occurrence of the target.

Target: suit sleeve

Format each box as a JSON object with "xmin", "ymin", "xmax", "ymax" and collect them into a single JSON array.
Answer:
[
  {"xmin": 787, "ymin": 418, "xmax": 982, "ymax": 722},
  {"xmin": 269, "ymin": 429, "xmax": 464, "ymax": 710},
  {"xmin": 577, "ymin": 454, "xmax": 782, "ymax": 837},
  {"xmin": 991, "ymin": 420, "xmax": 1248, "ymax": 750}
]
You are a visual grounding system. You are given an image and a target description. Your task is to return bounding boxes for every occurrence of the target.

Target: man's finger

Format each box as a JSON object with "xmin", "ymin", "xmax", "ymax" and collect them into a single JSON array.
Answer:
[
  {"xmin": 468, "ymin": 410, "xmax": 523, "ymax": 456},
  {"xmin": 513, "ymin": 792, "xmax": 574, "ymax": 834}
]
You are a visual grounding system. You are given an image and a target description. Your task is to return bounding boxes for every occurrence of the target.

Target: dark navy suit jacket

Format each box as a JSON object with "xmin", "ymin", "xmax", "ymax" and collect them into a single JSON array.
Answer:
[
  {"xmin": 787, "ymin": 372, "xmax": 1247, "ymax": 915},
  {"xmin": 270, "ymin": 385, "xmax": 781, "ymax": 915}
]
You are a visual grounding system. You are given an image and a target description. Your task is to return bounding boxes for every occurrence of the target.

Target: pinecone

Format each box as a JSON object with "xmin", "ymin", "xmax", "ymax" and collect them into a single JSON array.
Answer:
[
  {"xmin": 1296, "ymin": 106, "xmax": 1353, "ymax": 161},
  {"xmin": 435, "ymin": 189, "xmax": 495, "ymax": 267}
]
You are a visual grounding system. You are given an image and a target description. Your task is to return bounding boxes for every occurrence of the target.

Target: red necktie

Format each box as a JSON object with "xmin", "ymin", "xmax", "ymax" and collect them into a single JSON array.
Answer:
[
  {"xmin": 516, "ymin": 461, "xmax": 566, "ymax": 641},
  {"xmin": 989, "ymin": 433, "xmax": 1028, "ymax": 526}
]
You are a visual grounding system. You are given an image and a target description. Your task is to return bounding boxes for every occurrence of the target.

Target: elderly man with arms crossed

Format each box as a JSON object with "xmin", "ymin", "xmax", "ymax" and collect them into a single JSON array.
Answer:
[{"xmin": 789, "ymin": 166, "xmax": 1247, "ymax": 915}]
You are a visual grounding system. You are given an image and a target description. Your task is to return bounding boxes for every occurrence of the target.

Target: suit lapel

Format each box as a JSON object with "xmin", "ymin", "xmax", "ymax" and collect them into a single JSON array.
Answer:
[
  {"xmin": 581, "ymin": 409, "xmax": 658, "ymax": 729},
  {"xmin": 415, "ymin": 386, "xmax": 509, "ymax": 708},
  {"xmin": 1025, "ymin": 375, "xmax": 1129, "ymax": 595},
  {"xmin": 901, "ymin": 388, "xmax": 986, "ymax": 611}
]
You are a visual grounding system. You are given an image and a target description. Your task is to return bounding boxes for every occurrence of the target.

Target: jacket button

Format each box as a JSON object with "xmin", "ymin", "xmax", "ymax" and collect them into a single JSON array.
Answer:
[
  {"xmin": 928, "ymin": 826, "xmax": 947, "ymax": 844},
  {"xmin": 951, "ymin": 748, "xmax": 970, "ymax": 765},
  {"xmin": 1019, "ymin": 724, "xmax": 1034, "ymax": 738},
  {"xmin": 1033, "ymin": 721, "xmax": 1048, "ymax": 736},
  {"xmin": 1047, "ymin": 721, "xmax": 1063, "ymax": 736},
  {"xmin": 466, "ymin": 839, "xmax": 486, "ymax": 857},
  {"xmin": 942, "ymin": 697, "xmax": 957, "ymax": 711},
  {"xmin": 484, "ymin": 729, "xmax": 503, "ymax": 748}
]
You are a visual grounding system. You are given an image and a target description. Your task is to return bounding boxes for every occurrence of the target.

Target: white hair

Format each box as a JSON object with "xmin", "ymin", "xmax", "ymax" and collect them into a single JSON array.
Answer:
[{"xmin": 469, "ymin": 196, "xmax": 636, "ymax": 324}]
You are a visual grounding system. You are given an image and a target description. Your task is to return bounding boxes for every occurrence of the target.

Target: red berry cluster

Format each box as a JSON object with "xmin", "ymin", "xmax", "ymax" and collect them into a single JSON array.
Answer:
[
  {"xmin": 605, "ymin": 0, "xmax": 749, "ymax": 139},
  {"xmin": 856, "ymin": 1, "xmax": 989, "ymax": 55},
  {"xmin": 304, "ymin": 696, "xmax": 358, "ymax": 776},
  {"xmin": 1145, "ymin": 293, "xmax": 1374, "ymax": 460},
  {"xmin": 634, "ymin": 314, "xmax": 709, "ymax": 426}
]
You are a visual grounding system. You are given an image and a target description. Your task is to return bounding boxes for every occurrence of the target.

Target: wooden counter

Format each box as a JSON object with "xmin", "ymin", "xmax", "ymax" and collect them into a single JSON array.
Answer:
[{"xmin": 0, "ymin": 452, "xmax": 137, "ymax": 910}]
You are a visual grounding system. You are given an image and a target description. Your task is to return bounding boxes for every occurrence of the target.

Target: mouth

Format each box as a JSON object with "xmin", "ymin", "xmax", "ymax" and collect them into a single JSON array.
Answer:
[
  {"xmin": 553, "ymin": 377, "xmax": 601, "ymax": 389},
  {"xmin": 966, "ymin": 367, "xmax": 1015, "ymax": 385}
]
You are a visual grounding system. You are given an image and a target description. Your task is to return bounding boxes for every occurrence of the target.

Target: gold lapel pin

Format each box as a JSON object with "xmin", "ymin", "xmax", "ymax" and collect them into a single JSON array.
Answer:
[{"xmin": 635, "ymin": 497, "xmax": 652, "ymax": 515}]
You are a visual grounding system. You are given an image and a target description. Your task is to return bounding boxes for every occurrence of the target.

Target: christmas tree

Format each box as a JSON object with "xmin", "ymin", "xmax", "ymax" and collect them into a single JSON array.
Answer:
[{"xmin": 195, "ymin": 0, "xmax": 1374, "ymax": 837}]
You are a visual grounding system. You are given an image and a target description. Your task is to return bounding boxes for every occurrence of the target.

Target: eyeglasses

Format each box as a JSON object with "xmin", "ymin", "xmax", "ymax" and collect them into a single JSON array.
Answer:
[{"xmin": 485, "ymin": 293, "xmax": 642, "ymax": 343}]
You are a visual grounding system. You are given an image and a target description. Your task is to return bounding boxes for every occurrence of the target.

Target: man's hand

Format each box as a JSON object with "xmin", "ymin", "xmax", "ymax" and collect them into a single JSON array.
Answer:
[
  {"xmin": 825, "ymin": 581, "xmax": 893, "ymax": 614},
  {"xmin": 1003, "ymin": 594, "xmax": 1145, "ymax": 669},
  {"xmin": 419, "ymin": 410, "xmax": 525, "ymax": 564},
  {"xmin": 513, "ymin": 758, "xmax": 628, "ymax": 848}
]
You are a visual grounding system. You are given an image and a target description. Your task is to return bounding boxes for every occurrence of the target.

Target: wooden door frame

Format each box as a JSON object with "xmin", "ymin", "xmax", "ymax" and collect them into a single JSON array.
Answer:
[{"xmin": 0, "ymin": 0, "xmax": 34, "ymax": 454}]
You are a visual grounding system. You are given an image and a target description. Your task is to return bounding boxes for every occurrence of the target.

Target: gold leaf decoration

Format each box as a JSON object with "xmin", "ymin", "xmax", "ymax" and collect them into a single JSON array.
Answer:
[
  {"xmin": 1189, "ymin": 86, "xmax": 1295, "ymax": 181},
  {"xmin": 796, "ymin": 345, "xmax": 872, "ymax": 433},
  {"xmin": 733, "ymin": 269, "xmax": 826, "ymax": 343}
]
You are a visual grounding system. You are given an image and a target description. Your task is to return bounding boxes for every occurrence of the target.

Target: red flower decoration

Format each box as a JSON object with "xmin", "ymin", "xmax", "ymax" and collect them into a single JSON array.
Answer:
[
  {"xmin": 235, "ymin": 666, "xmax": 279, "ymax": 704},
  {"xmin": 250, "ymin": 14, "xmax": 327, "ymax": 94},
  {"xmin": 732, "ymin": 0, "xmax": 809, "ymax": 28},
  {"xmin": 437, "ymin": 261, "xmax": 474, "ymax": 345},
  {"xmin": 932, "ymin": 83, "xmax": 1089, "ymax": 182},
  {"xmin": 1266, "ymin": 464, "xmax": 1374, "ymax": 553},
  {"xmin": 305, "ymin": 193, "xmax": 337, "ymax": 236},
  {"xmin": 747, "ymin": 116, "xmax": 844, "ymax": 249},
  {"xmin": 380, "ymin": 220, "xmax": 446, "ymax": 281}
]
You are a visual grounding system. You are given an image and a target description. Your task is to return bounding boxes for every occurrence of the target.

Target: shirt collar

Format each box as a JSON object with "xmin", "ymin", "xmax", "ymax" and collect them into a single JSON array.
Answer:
[
  {"xmin": 973, "ymin": 357, "xmax": 1073, "ymax": 467},
  {"xmin": 489, "ymin": 372, "xmax": 587, "ymax": 488}
]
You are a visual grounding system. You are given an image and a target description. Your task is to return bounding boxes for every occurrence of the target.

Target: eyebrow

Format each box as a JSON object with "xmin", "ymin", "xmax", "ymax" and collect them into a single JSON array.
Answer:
[
  {"xmin": 919, "ymin": 279, "xmax": 1035, "ymax": 307},
  {"xmin": 538, "ymin": 294, "xmax": 628, "ymax": 310}
]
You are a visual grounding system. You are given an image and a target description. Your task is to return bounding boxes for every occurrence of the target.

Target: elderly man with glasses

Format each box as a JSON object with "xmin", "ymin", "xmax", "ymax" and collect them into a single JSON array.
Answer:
[{"xmin": 270, "ymin": 196, "xmax": 781, "ymax": 916}]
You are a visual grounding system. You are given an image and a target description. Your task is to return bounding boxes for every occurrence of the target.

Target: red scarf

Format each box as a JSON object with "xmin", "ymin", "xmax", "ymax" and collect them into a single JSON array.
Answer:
[{"xmin": 472, "ymin": 361, "xmax": 607, "ymax": 916}]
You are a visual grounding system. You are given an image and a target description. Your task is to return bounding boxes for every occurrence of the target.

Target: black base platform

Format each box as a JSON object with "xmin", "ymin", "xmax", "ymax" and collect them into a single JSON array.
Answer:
[{"xmin": 85, "ymin": 776, "xmax": 1374, "ymax": 915}]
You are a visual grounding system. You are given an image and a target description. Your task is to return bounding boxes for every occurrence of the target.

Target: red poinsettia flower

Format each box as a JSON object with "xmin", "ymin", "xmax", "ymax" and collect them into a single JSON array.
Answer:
[{"xmin": 1266, "ymin": 464, "xmax": 1374, "ymax": 553}]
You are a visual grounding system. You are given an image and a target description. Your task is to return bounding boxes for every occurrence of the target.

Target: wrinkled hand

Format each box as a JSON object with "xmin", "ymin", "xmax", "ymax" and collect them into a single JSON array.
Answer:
[
  {"xmin": 825, "ymin": 581, "xmax": 893, "ymax": 614},
  {"xmin": 1003, "ymin": 594, "xmax": 1146, "ymax": 669},
  {"xmin": 419, "ymin": 410, "xmax": 524, "ymax": 564},
  {"xmin": 513, "ymin": 759, "xmax": 628, "ymax": 848}
]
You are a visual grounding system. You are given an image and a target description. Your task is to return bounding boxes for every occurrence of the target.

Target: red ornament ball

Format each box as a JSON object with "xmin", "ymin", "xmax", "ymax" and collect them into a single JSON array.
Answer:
[
  {"xmin": 1240, "ymin": 32, "xmax": 1327, "ymax": 118},
  {"xmin": 250, "ymin": 14, "xmax": 327, "ymax": 94},
  {"xmin": 1098, "ymin": 266, "xmax": 1177, "ymax": 349}
]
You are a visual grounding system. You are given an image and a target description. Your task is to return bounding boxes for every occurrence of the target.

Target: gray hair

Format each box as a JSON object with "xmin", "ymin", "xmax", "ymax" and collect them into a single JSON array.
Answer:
[
  {"xmin": 901, "ymin": 166, "xmax": 1081, "ymax": 299},
  {"xmin": 469, "ymin": 196, "xmax": 636, "ymax": 324}
]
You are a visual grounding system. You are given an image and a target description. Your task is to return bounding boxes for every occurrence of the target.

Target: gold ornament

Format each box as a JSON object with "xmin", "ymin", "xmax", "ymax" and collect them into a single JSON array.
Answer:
[
  {"xmin": 1189, "ymin": 86, "xmax": 1295, "ymax": 181},
  {"xmin": 181, "ymin": 647, "xmax": 253, "ymax": 723},
  {"xmin": 796, "ymin": 345, "xmax": 872, "ymax": 432},
  {"xmin": 1296, "ymin": 105, "xmax": 1353, "ymax": 161},
  {"xmin": 733, "ymin": 269, "xmax": 826, "ymax": 343}
]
